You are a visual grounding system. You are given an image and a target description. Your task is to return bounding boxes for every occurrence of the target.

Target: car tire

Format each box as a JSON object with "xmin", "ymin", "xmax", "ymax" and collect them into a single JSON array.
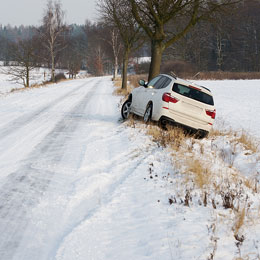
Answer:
[
  {"xmin": 159, "ymin": 118, "xmax": 168, "ymax": 130},
  {"xmin": 195, "ymin": 130, "xmax": 209, "ymax": 139},
  {"xmin": 143, "ymin": 103, "xmax": 152, "ymax": 123},
  {"xmin": 121, "ymin": 99, "xmax": 132, "ymax": 119}
]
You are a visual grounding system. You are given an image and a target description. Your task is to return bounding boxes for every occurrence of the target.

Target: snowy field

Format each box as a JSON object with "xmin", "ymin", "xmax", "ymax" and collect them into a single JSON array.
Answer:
[
  {"xmin": 0, "ymin": 76, "xmax": 259, "ymax": 259},
  {"xmin": 0, "ymin": 66, "xmax": 88, "ymax": 94},
  {"xmin": 194, "ymin": 80, "xmax": 260, "ymax": 140},
  {"xmin": 0, "ymin": 67, "xmax": 53, "ymax": 94}
]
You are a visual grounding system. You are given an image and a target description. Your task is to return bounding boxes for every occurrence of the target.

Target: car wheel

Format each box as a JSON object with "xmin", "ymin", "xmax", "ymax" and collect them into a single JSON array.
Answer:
[
  {"xmin": 159, "ymin": 118, "xmax": 168, "ymax": 130},
  {"xmin": 121, "ymin": 99, "xmax": 132, "ymax": 119},
  {"xmin": 195, "ymin": 130, "xmax": 209, "ymax": 139},
  {"xmin": 143, "ymin": 103, "xmax": 152, "ymax": 123}
]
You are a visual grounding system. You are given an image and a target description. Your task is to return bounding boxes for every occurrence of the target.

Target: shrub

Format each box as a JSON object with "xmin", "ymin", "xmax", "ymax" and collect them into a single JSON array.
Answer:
[
  {"xmin": 236, "ymin": 131, "xmax": 258, "ymax": 153},
  {"xmin": 134, "ymin": 62, "xmax": 150, "ymax": 74},
  {"xmin": 146, "ymin": 124, "xmax": 186, "ymax": 150},
  {"xmin": 160, "ymin": 60, "xmax": 195, "ymax": 78},
  {"xmin": 187, "ymin": 159, "xmax": 211, "ymax": 189},
  {"xmin": 54, "ymin": 73, "xmax": 66, "ymax": 82}
]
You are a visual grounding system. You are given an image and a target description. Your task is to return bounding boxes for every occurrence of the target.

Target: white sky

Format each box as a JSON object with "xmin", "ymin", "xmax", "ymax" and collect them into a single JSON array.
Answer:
[{"xmin": 0, "ymin": 0, "xmax": 98, "ymax": 26}]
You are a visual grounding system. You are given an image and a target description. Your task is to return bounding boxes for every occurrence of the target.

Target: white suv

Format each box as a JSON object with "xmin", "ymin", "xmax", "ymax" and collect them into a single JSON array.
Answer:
[{"xmin": 121, "ymin": 74, "xmax": 216, "ymax": 138}]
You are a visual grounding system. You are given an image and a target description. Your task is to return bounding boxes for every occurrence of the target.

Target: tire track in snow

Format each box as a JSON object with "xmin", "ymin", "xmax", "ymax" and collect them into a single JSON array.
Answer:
[
  {"xmin": 0, "ymin": 79, "xmax": 94, "ymax": 140},
  {"xmin": 0, "ymin": 79, "xmax": 100, "ymax": 260},
  {"xmin": 53, "ymin": 134, "xmax": 157, "ymax": 260}
]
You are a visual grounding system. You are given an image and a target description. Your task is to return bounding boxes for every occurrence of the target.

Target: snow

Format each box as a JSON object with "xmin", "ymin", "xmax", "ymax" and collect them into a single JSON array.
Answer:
[
  {"xmin": 0, "ymin": 75, "xmax": 260, "ymax": 259},
  {"xmin": 131, "ymin": 57, "xmax": 151, "ymax": 64}
]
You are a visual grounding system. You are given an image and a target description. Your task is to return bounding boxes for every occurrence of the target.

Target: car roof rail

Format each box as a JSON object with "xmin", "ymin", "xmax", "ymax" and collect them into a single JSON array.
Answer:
[{"xmin": 169, "ymin": 71, "xmax": 177, "ymax": 79}]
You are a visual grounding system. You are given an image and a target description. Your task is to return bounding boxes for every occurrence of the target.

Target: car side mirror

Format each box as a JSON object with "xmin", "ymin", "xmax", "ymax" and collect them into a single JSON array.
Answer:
[{"xmin": 139, "ymin": 79, "xmax": 147, "ymax": 88}]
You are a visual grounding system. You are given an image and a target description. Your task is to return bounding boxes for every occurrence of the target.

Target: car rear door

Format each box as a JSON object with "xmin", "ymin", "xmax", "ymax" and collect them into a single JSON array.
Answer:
[{"xmin": 150, "ymin": 76, "xmax": 172, "ymax": 118}]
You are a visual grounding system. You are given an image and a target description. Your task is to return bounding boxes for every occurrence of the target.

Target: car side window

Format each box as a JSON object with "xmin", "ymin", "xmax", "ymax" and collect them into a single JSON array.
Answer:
[
  {"xmin": 160, "ymin": 77, "xmax": 171, "ymax": 89},
  {"xmin": 153, "ymin": 76, "xmax": 171, "ymax": 89},
  {"xmin": 153, "ymin": 77, "xmax": 167, "ymax": 89},
  {"xmin": 147, "ymin": 76, "xmax": 161, "ymax": 88}
]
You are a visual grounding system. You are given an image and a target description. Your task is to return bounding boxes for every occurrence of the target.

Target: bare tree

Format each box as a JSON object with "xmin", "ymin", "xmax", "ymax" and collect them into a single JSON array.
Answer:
[
  {"xmin": 109, "ymin": 28, "xmax": 122, "ymax": 79},
  {"xmin": 84, "ymin": 22, "xmax": 109, "ymax": 76},
  {"xmin": 1, "ymin": 38, "xmax": 36, "ymax": 88},
  {"xmin": 99, "ymin": 0, "xmax": 145, "ymax": 89},
  {"xmin": 40, "ymin": 0, "xmax": 67, "ymax": 82},
  {"xmin": 129, "ymin": 0, "xmax": 241, "ymax": 80},
  {"xmin": 98, "ymin": 25, "xmax": 122, "ymax": 79},
  {"xmin": 93, "ymin": 45, "xmax": 106, "ymax": 76},
  {"xmin": 65, "ymin": 41, "xmax": 82, "ymax": 79}
]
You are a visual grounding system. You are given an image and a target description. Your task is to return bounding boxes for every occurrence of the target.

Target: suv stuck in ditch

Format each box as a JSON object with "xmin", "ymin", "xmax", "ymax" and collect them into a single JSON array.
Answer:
[{"xmin": 121, "ymin": 74, "xmax": 216, "ymax": 138}]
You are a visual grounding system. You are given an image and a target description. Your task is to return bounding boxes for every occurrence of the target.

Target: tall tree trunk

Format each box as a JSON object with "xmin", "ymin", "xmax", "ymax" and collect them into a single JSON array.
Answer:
[
  {"xmin": 216, "ymin": 33, "xmax": 223, "ymax": 71},
  {"xmin": 113, "ymin": 56, "xmax": 118, "ymax": 79},
  {"xmin": 51, "ymin": 54, "xmax": 55, "ymax": 82},
  {"xmin": 121, "ymin": 48, "xmax": 130, "ymax": 90},
  {"xmin": 26, "ymin": 65, "xmax": 29, "ymax": 88},
  {"xmin": 148, "ymin": 40, "xmax": 163, "ymax": 81},
  {"xmin": 51, "ymin": 44, "xmax": 55, "ymax": 82}
]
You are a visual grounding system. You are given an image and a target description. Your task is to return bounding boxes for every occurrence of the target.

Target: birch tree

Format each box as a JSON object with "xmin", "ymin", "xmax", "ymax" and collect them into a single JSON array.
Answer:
[
  {"xmin": 99, "ymin": 26, "xmax": 122, "ymax": 79},
  {"xmin": 109, "ymin": 28, "xmax": 122, "ymax": 79},
  {"xmin": 40, "ymin": 0, "xmax": 67, "ymax": 82}
]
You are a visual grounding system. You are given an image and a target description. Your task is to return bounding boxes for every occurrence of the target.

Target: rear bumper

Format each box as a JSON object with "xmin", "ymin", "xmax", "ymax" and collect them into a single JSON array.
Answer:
[
  {"xmin": 159, "ymin": 116, "xmax": 209, "ymax": 137},
  {"xmin": 155, "ymin": 107, "xmax": 213, "ymax": 132}
]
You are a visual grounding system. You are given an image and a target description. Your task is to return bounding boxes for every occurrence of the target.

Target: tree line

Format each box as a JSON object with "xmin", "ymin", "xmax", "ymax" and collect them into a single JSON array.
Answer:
[{"xmin": 0, "ymin": 0, "xmax": 259, "ymax": 89}]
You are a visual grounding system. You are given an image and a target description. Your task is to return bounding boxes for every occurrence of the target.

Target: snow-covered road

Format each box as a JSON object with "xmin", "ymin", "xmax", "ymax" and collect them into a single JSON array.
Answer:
[{"xmin": 0, "ymin": 78, "xmax": 100, "ymax": 258}]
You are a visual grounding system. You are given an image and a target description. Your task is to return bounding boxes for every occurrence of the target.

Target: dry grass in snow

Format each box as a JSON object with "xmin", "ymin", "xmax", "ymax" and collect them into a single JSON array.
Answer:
[
  {"xmin": 112, "ymin": 77, "xmax": 130, "ymax": 98},
  {"xmin": 112, "ymin": 74, "xmax": 148, "ymax": 98},
  {"xmin": 125, "ymin": 117, "xmax": 260, "ymax": 258}
]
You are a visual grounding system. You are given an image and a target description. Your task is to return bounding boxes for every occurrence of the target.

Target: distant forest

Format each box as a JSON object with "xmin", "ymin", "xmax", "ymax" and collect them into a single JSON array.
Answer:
[{"xmin": 0, "ymin": 0, "xmax": 259, "ymax": 77}]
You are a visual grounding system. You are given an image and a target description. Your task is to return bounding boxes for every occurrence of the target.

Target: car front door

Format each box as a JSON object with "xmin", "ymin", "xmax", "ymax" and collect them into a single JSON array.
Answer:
[{"xmin": 139, "ymin": 76, "xmax": 162, "ymax": 114}]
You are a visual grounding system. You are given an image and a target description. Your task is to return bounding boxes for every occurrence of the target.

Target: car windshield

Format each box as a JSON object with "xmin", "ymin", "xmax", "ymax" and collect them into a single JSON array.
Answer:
[{"xmin": 173, "ymin": 83, "xmax": 214, "ymax": 105}]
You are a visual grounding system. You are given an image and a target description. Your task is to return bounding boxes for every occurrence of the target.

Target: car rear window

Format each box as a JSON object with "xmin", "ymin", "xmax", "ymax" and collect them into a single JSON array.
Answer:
[{"xmin": 172, "ymin": 83, "xmax": 214, "ymax": 105}]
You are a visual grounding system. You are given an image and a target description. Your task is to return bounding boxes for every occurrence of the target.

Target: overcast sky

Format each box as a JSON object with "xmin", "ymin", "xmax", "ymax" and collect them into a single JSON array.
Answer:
[{"xmin": 0, "ymin": 0, "xmax": 98, "ymax": 26}]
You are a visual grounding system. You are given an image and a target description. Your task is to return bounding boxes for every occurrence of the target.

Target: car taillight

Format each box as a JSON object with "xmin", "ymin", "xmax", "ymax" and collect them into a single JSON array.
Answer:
[
  {"xmin": 162, "ymin": 93, "xmax": 179, "ymax": 103},
  {"xmin": 206, "ymin": 109, "xmax": 216, "ymax": 119}
]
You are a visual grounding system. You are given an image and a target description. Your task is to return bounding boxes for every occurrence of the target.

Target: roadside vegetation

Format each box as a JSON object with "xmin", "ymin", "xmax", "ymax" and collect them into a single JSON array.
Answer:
[{"xmin": 134, "ymin": 120, "xmax": 259, "ymax": 258}]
